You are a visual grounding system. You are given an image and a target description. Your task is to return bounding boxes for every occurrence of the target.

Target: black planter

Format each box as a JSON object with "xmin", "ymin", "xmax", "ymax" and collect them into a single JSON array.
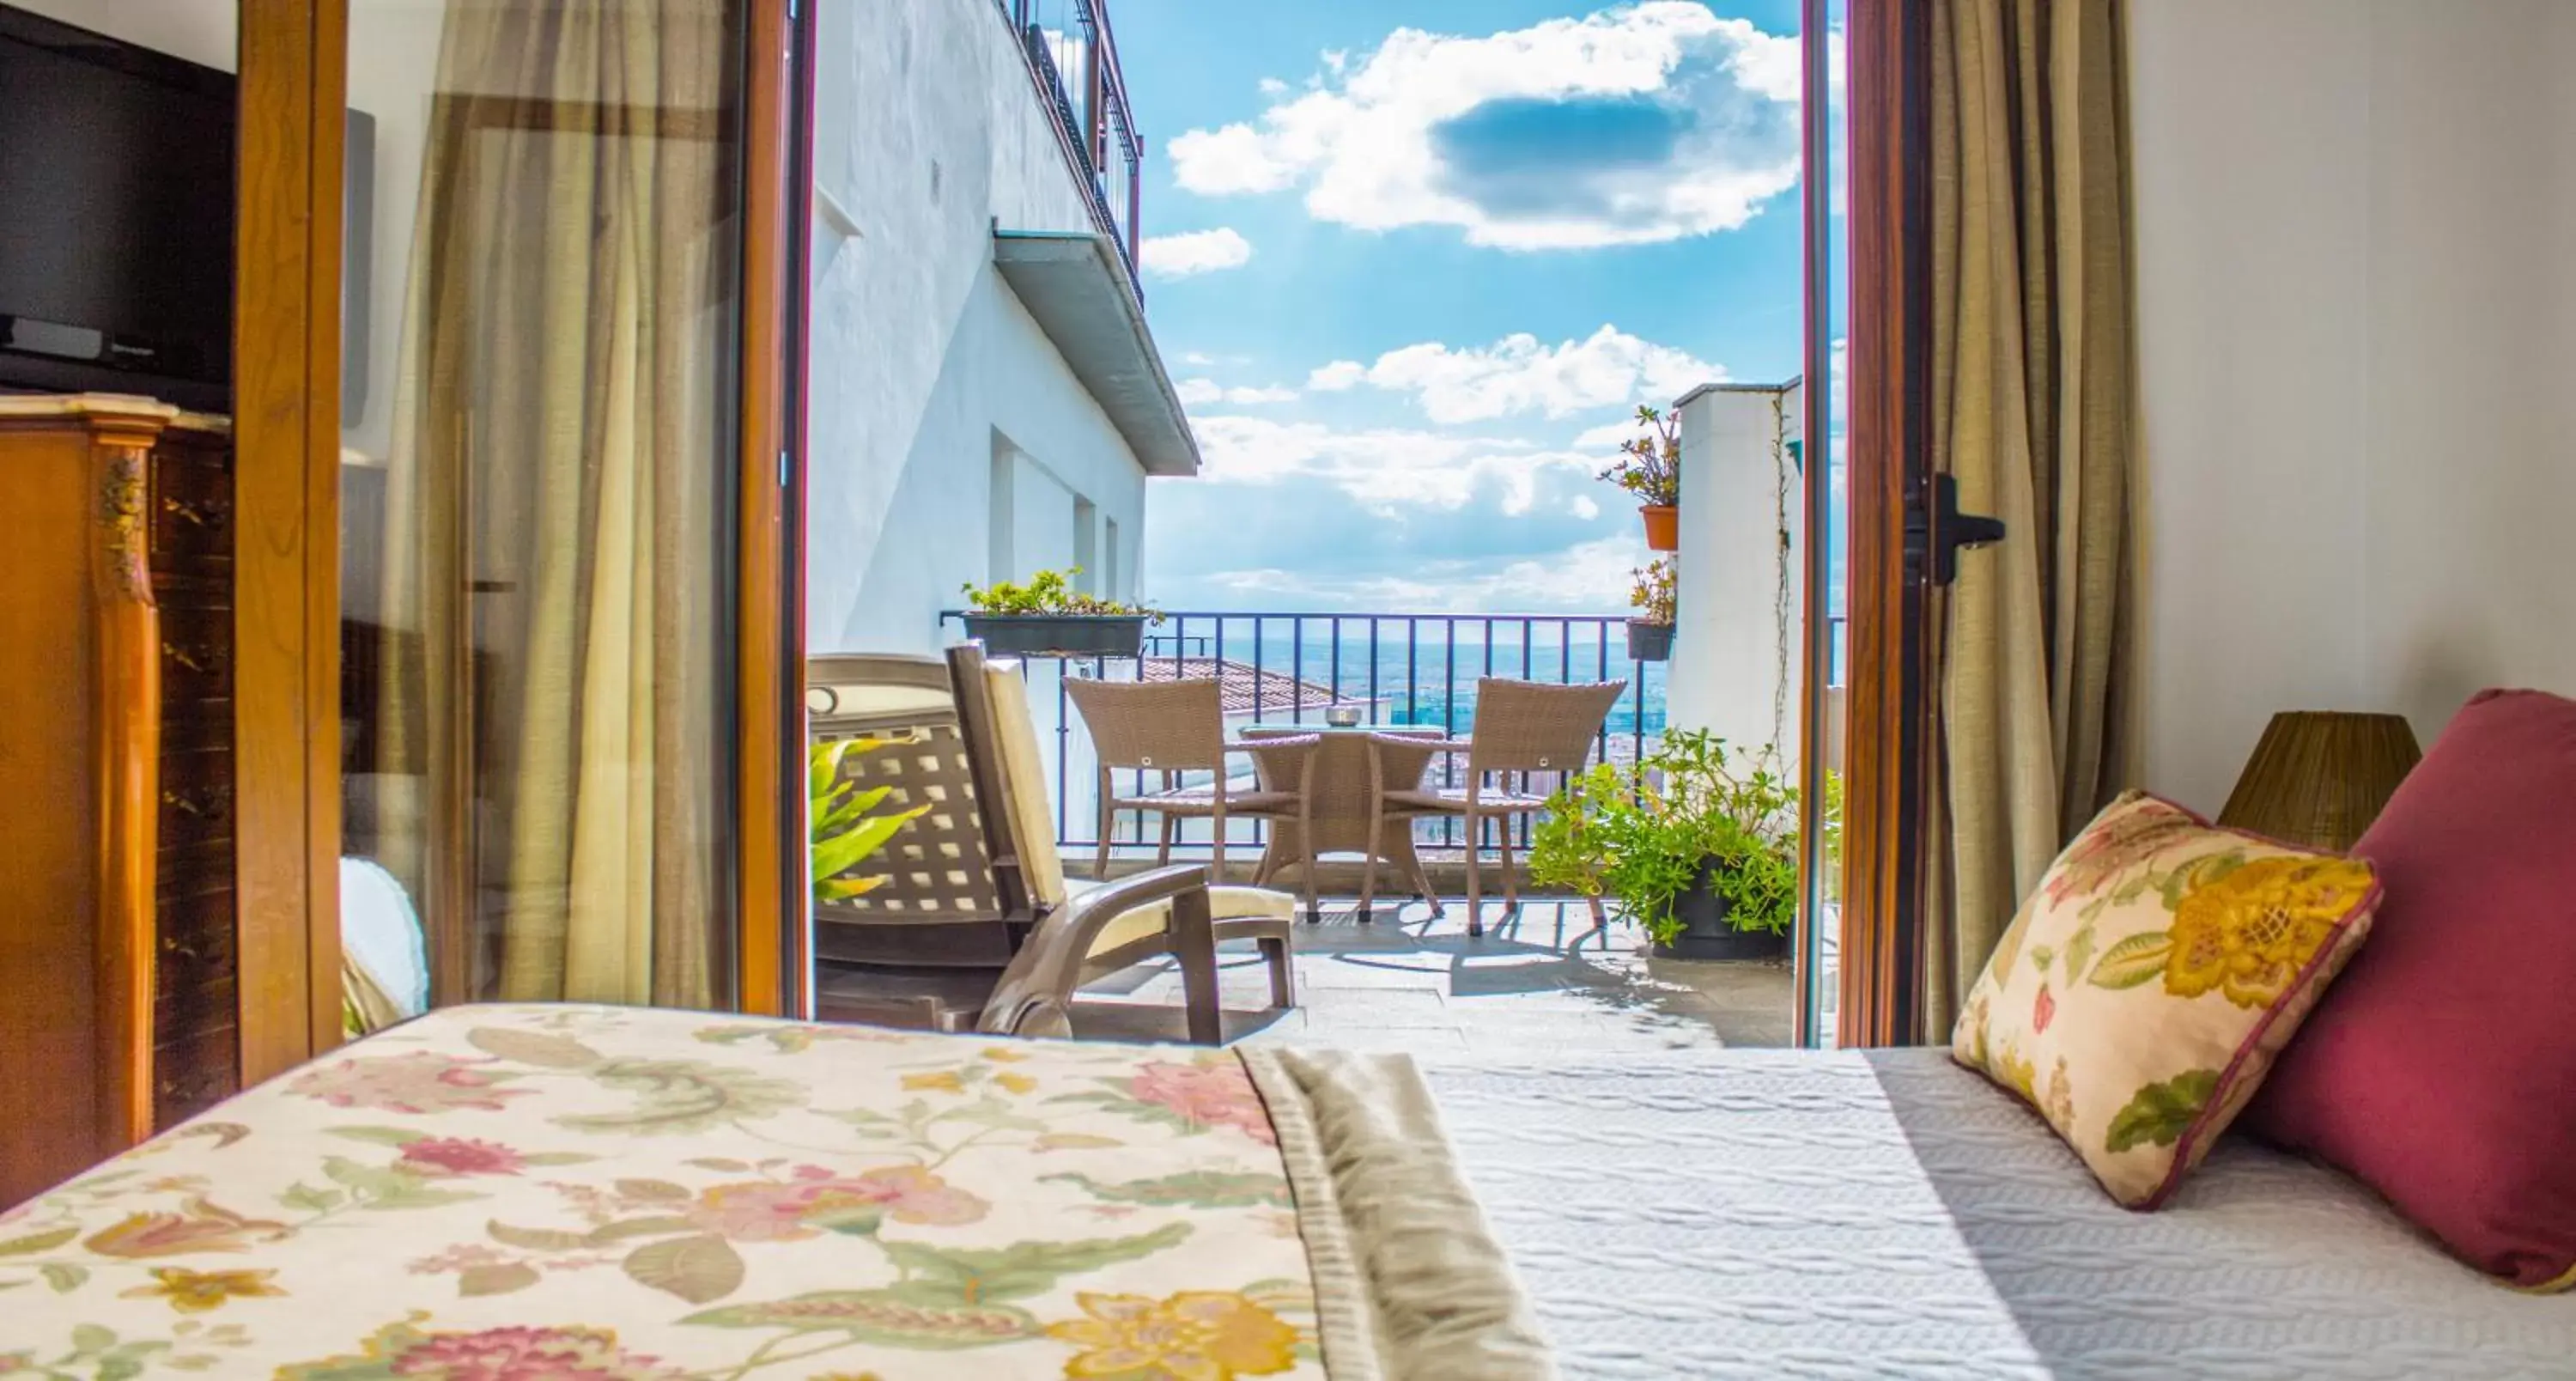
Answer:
[
  {"xmin": 1626, "ymin": 619, "xmax": 1674, "ymax": 662},
  {"xmin": 962, "ymin": 614, "xmax": 1148, "ymax": 660},
  {"xmin": 1649, "ymin": 865, "xmax": 1789, "ymax": 961}
]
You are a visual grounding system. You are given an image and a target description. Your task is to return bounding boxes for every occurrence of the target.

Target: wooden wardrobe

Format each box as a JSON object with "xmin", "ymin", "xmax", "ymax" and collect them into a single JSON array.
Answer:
[{"xmin": 0, "ymin": 395, "xmax": 241, "ymax": 1205}]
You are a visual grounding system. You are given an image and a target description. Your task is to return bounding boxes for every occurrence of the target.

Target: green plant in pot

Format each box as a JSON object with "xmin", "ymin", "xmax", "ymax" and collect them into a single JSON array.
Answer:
[
  {"xmin": 1529, "ymin": 729, "xmax": 1801, "ymax": 958},
  {"xmin": 811, "ymin": 738, "xmax": 929, "ymax": 906},
  {"xmin": 959, "ymin": 568, "xmax": 1163, "ymax": 659},
  {"xmin": 1626, "ymin": 556, "xmax": 1676, "ymax": 662},
  {"xmin": 1600, "ymin": 405, "xmax": 1682, "ymax": 551}
]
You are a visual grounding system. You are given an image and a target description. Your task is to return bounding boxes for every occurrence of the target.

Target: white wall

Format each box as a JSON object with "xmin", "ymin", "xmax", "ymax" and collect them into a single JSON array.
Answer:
[
  {"xmin": 1667, "ymin": 381, "xmax": 1803, "ymax": 762},
  {"xmin": 11, "ymin": 1, "xmax": 234, "ymax": 65},
  {"xmin": 807, "ymin": 0, "xmax": 1151, "ymax": 655},
  {"xmin": 2130, "ymin": 0, "xmax": 2576, "ymax": 812}
]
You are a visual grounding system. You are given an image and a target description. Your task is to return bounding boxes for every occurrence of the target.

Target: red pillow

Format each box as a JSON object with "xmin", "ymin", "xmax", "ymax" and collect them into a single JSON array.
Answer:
[{"xmin": 2245, "ymin": 689, "xmax": 2576, "ymax": 1290}]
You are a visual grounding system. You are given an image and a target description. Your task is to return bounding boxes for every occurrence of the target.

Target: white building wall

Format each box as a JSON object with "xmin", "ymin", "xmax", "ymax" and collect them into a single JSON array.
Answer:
[
  {"xmin": 2129, "ymin": 0, "xmax": 2576, "ymax": 812},
  {"xmin": 1667, "ymin": 381, "xmax": 1804, "ymax": 765},
  {"xmin": 808, "ymin": 0, "xmax": 1151, "ymax": 656}
]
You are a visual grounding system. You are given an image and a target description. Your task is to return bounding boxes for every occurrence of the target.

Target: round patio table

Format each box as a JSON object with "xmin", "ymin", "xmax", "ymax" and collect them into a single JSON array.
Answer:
[{"xmin": 1242, "ymin": 724, "xmax": 1447, "ymax": 922}]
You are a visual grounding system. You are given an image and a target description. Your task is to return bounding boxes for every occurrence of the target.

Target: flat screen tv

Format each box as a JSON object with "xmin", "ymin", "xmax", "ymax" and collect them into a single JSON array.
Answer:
[{"xmin": 0, "ymin": 5, "xmax": 240, "ymax": 411}]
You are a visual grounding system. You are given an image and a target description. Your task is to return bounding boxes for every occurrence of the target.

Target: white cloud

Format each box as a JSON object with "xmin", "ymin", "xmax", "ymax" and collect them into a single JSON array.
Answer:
[
  {"xmin": 1188, "ymin": 414, "xmax": 1604, "ymax": 514},
  {"xmin": 1305, "ymin": 360, "xmax": 1368, "ymax": 392},
  {"xmin": 1165, "ymin": 124, "xmax": 1300, "ymax": 195},
  {"xmin": 1258, "ymin": 76, "xmax": 1291, "ymax": 96},
  {"xmin": 1574, "ymin": 417, "xmax": 1644, "ymax": 450},
  {"xmin": 1178, "ymin": 379, "xmax": 1300, "ymax": 406},
  {"xmin": 1198, "ymin": 535, "xmax": 1645, "ymax": 613},
  {"xmin": 1570, "ymin": 494, "xmax": 1601, "ymax": 520},
  {"xmin": 1320, "ymin": 325, "xmax": 1722, "ymax": 424},
  {"xmin": 1138, "ymin": 227, "xmax": 1255, "ymax": 278},
  {"xmin": 1167, "ymin": 3, "xmax": 1801, "ymax": 250}
]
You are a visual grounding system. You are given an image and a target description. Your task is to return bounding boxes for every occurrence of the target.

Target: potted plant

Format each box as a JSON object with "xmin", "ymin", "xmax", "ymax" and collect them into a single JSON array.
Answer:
[
  {"xmin": 1626, "ymin": 556, "xmax": 1676, "ymax": 662},
  {"xmin": 811, "ymin": 739, "xmax": 929, "ymax": 907},
  {"xmin": 1528, "ymin": 730, "xmax": 1801, "ymax": 960},
  {"xmin": 959, "ymin": 568, "xmax": 1162, "ymax": 659},
  {"xmin": 1600, "ymin": 404, "xmax": 1682, "ymax": 551}
]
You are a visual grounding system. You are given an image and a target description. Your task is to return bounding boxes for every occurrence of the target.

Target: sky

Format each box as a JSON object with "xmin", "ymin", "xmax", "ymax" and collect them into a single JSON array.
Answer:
[{"xmin": 1109, "ymin": 0, "xmax": 1817, "ymax": 615}]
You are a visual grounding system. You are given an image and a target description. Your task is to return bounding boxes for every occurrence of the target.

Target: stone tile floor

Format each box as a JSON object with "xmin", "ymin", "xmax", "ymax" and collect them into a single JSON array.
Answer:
[{"xmin": 1066, "ymin": 899, "xmax": 1796, "ymax": 1054}]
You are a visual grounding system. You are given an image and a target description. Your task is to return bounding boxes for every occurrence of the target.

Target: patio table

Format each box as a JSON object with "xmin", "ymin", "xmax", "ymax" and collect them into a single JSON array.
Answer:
[{"xmin": 1242, "ymin": 724, "xmax": 1446, "ymax": 922}]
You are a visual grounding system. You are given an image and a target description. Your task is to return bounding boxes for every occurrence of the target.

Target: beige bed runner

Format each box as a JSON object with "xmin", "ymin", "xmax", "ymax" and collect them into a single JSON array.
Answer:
[{"xmin": 1244, "ymin": 1045, "xmax": 1558, "ymax": 1381}]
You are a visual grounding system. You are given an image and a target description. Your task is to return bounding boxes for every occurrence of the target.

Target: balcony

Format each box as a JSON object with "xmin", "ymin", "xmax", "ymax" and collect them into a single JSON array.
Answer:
[
  {"xmin": 922, "ymin": 607, "xmax": 1846, "ymax": 1053},
  {"xmin": 998, "ymin": 0, "xmax": 1144, "ymax": 290}
]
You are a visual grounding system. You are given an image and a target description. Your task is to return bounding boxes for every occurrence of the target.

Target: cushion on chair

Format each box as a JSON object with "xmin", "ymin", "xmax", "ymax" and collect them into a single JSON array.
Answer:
[
  {"xmin": 1952, "ymin": 791, "xmax": 2380, "ymax": 1208},
  {"xmin": 2245, "ymin": 689, "xmax": 2576, "ymax": 1291},
  {"xmin": 1071, "ymin": 882, "xmax": 1300, "ymax": 958},
  {"xmin": 978, "ymin": 660, "xmax": 1070, "ymax": 907}
]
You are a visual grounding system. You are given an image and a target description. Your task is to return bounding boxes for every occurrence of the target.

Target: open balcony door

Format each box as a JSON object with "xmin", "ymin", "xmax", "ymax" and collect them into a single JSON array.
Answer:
[
  {"xmin": 234, "ymin": 0, "xmax": 812, "ymax": 1075},
  {"xmin": 1795, "ymin": 0, "xmax": 1939, "ymax": 1048}
]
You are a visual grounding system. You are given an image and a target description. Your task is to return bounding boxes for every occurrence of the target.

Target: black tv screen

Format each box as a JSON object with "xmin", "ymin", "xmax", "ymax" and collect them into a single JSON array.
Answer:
[{"xmin": 0, "ymin": 4, "xmax": 237, "ymax": 411}]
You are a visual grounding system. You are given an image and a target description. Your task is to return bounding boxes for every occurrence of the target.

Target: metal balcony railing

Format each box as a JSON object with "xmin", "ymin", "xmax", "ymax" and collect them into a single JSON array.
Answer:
[
  {"xmin": 999, "ymin": 0, "xmax": 1145, "ymax": 290},
  {"xmin": 940, "ymin": 610, "xmax": 1666, "ymax": 855}
]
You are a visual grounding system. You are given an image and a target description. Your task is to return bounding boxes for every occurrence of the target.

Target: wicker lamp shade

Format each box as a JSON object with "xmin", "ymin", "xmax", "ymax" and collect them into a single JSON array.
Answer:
[{"xmin": 2217, "ymin": 711, "xmax": 2423, "ymax": 853}]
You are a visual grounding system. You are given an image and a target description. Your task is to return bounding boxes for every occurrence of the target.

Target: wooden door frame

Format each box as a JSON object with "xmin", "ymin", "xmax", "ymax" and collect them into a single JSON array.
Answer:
[
  {"xmin": 738, "ymin": 0, "xmax": 813, "ymax": 1017},
  {"xmin": 235, "ymin": 0, "xmax": 347, "ymax": 1080},
  {"xmin": 1823, "ymin": 0, "xmax": 1935, "ymax": 1048},
  {"xmin": 233, "ymin": 0, "xmax": 810, "ymax": 1039}
]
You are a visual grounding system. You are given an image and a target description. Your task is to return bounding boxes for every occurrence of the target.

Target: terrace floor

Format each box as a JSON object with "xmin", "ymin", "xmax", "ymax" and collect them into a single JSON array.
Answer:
[{"xmin": 1066, "ymin": 898, "xmax": 1797, "ymax": 1056}]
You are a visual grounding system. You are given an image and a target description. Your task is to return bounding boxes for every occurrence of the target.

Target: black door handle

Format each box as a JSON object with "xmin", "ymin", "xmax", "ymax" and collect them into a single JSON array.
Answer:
[{"xmin": 1905, "ymin": 473, "xmax": 2007, "ymax": 587}]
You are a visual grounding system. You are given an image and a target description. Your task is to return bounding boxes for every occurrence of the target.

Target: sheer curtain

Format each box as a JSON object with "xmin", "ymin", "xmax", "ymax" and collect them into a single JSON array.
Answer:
[
  {"xmin": 1924, "ymin": 0, "xmax": 2139, "ymax": 1033},
  {"xmin": 368, "ymin": 0, "xmax": 738, "ymax": 1010}
]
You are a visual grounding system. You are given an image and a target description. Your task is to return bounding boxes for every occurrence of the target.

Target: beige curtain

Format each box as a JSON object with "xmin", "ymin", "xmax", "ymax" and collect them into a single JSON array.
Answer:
[
  {"xmin": 1925, "ymin": 0, "xmax": 2138, "ymax": 1034},
  {"xmin": 375, "ymin": 0, "xmax": 732, "ymax": 1009}
]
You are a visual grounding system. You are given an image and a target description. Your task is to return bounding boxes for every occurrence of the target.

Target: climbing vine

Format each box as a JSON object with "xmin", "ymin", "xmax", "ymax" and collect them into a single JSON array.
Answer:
[{"xmin": 1768, "ymin": 391, "xmax": 1795, "ymax": 752}]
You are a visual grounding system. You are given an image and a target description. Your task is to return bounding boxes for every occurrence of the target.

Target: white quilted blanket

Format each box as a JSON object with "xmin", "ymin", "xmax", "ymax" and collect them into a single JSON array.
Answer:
[{"xmin": 1422, "ymin": 1048, "xmax": 2576, "ymax": 1380}]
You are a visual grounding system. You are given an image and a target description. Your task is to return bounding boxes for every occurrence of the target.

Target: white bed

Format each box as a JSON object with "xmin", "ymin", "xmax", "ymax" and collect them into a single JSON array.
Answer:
[{"xmin": 1425, "ymin": 1048, "xmax": 2576, "ymax": 1380}]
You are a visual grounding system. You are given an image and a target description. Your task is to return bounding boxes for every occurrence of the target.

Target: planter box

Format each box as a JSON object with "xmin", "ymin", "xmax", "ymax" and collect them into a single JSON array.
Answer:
[
  {"xmin": 1626, "ymin": 619, "xmax": 1674, "ymax": 662},
  {"xmin": 961, "ymin": 613, "xmax": 1148, "ymax": 660},
  {"xmin": 1648, "ymin": 864, "xmax": 1789, "ymax": 961}
]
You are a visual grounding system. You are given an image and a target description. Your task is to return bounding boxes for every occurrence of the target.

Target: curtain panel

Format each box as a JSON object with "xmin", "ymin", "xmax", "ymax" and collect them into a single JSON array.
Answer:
[
  {"xmin": 368, "ymin": 0, "xmax": 739, "ymax": 1010},
  {"xmin": 1924, "ymin": 0, "xmax": 2139, "ymax": 1034}
]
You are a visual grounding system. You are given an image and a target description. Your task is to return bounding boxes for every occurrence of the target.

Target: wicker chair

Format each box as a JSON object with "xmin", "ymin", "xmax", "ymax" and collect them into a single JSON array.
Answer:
[
  {"xmin": 805, "ymin": 648, "xmax": 1294, "ymax": 1043},
  {"xmin": 1364, "ymin": 677, "xmax": 1629, "ymax": 937},
  {"xmin": 1063, "ymin": 676, "xmax": 1323, "ymax": 916}
]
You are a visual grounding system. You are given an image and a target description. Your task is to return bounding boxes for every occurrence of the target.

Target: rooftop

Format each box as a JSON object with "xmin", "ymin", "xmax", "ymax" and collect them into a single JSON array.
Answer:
[{"xmin": 1133, "ymin": 656, "xmax": 1383, "ymax": 718}]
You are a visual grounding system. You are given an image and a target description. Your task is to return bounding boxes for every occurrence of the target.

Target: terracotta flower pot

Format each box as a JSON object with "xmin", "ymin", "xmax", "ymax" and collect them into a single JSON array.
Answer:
[{"xmin": 1639, "ymin": 504, "xmax": 1680, "ymax": 551}]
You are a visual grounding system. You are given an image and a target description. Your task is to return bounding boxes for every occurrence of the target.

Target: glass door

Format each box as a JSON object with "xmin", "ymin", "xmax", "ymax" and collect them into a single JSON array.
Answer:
[
  {"xmin": 336, "ymin": 0, "xmax": 792, "ymax": 1023},
  {"xmin": 1795, "ymin": 0, "xmax": 1850, "ymax": 1047}
]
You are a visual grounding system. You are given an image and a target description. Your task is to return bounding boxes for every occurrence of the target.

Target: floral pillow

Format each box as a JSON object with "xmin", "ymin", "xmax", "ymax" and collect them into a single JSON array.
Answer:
[{"xmin": 1951, "ymin": 791, "xmax": 2381, "ymax": 1208}]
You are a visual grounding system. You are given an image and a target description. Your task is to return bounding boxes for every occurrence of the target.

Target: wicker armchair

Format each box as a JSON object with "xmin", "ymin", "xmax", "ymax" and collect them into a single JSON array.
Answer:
[
  {"xmin": 1063, "ymin": 676, "xmax": 1323, "ymax": 917},
  {"xmin": 805, "ymin": 648, "xmax": 1296, "ymax": 1043},
  {"xmin": 1364, "ymin": 677, "xmax": 1629, "ymax": 936}
]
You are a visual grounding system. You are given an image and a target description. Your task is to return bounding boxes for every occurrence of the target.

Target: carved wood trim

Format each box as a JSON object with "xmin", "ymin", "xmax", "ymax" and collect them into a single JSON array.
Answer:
[{"xmin": 89, "ymin": 431, "xmax": 167, "ymax": 1150}]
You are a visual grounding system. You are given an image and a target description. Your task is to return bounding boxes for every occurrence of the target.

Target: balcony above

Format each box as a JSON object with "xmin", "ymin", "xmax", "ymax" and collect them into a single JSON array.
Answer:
[{"xmin": 992, "ymin": 228, "xmax": 1200, "ymax": 477}]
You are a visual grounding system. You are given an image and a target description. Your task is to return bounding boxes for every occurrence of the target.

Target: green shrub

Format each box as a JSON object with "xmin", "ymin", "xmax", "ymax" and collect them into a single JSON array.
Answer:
[
  {"xmin": 1528, "ymin": 730, "xmax": 1805, "ymax": 946},
  {"xmin": 811, "ymin": 739, "xmax": 929, "ymax": 905},
  {"xmin": 961, "ymin": 568, "xmax": 1160, "ymax": 620}
]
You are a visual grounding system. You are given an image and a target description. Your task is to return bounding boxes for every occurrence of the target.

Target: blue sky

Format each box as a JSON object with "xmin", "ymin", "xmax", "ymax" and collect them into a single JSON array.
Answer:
[{"xmin": 1112, "ymin": 0, "xmax": 1814, "ymax": 614}]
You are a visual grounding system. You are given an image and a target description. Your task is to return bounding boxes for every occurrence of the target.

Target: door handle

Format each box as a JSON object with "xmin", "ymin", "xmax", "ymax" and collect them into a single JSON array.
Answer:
[{"xmin": 1905, "ymin": 473, "xmax": 2007, "ymax": 587}]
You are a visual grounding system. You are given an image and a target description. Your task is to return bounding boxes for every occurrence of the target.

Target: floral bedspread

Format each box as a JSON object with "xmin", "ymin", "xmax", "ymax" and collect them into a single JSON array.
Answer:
[{"xmin": 0, "ymin": 1005, "xmax": 1332, "ymax": 1379}]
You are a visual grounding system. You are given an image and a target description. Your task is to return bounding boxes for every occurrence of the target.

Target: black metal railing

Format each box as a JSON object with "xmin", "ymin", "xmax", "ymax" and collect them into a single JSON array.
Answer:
[
  {"xmin": 943, "ymin": 610, "xmax": 1675, "ymax": 855},
  {"xmin": 1000, "ymin": 0, "xmax": 1145, "ymax": 289}
]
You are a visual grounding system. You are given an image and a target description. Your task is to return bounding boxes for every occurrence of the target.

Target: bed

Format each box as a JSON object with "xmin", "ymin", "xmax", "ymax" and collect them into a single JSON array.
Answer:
[
  {"xmin": 3, "ymin": 1009, "xmax": 2570, "ymax": 1379},
  {"xmin": 1425, "ymin": 1049, "xmax": 2576, "ymax": 1380},
  {"xmin": 0, "ymin": 1004, "xmax": 1547, "ymax": 1379}
]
